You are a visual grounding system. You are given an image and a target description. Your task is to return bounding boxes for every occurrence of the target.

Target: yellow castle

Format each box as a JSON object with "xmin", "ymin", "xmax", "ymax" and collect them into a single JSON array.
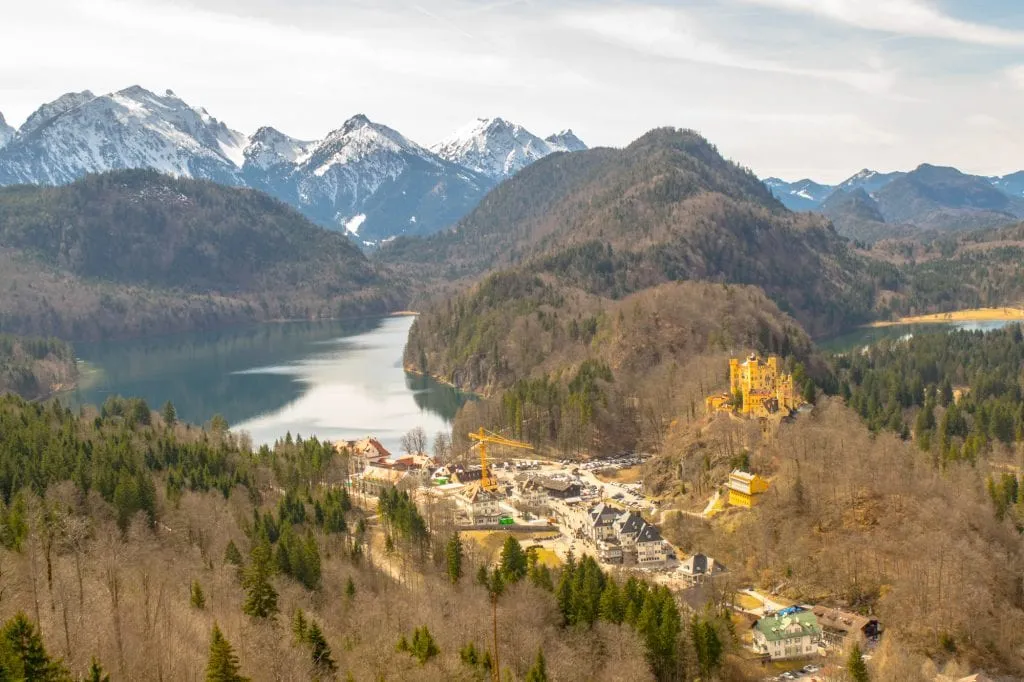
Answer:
[{"xmin": 705, "ymin": 354, "xmax": 802, "ymax": 419}]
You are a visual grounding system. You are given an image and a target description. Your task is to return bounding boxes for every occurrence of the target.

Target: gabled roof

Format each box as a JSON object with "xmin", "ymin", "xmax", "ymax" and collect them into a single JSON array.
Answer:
[
  {"xmin": 754, "ymin": 612, "xmax": 820, "ymax": 642},
  {"xmin": 617, "ymin": 511, "xmax": 645, "ymax": 536},
  {"xmin": 681, "ymin": 553, "xmax": 708, "ymax": 574},
  {"xmin": 636, "ymin": 523, "xmax": 663, "ymax": 544},
  {"xmin": 811, "ymin": 606, "xmax": 873, "ymax": 634}
]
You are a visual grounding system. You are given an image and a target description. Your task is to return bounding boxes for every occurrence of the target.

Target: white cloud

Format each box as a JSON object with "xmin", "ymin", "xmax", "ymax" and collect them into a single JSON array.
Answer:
[
  {"xmin": 1005, "ymin": 64, "xmax": 1024, "ymax": 88},
  {"xmin": 559, "ymin": 6, "xmax": 895, "ymax": 93},
  {"xmin": 737, "ymin": 0, "xmax": 1024, "ymax": 46}
]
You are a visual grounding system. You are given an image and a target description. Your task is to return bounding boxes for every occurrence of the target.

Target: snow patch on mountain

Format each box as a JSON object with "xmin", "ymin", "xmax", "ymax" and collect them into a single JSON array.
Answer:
[
  {"xmin": 345, "ymin": 214, "xmax": 366, "ymax": 235},
  {"xmin": 0, "ymin": 113, "xmax": 14, "ymax": 149},
  {"xmin": 243, "ymin": 127, "xmax": 314, "ymax": 170},
  {"xmin": 18, "ymin": 91, "xmax": 96, "ymax": 136},
  {"xmin": 431, "ymin": 117, "xmax": 586, "ymax": 179}
]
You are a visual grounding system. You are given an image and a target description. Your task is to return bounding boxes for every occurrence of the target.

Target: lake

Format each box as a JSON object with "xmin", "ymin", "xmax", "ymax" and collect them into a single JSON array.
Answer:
[
  {"xmin": 819, "ymin": 320, "xmax": 1017, "ymax": 353},
  {"xmin": 64, "ymin": 315, "xmax": 470, "ymax": 453}
]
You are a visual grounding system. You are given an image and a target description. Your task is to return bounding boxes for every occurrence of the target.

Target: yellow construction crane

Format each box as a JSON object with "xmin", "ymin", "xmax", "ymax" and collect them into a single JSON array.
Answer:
[{"xmin": 467, "ymin": 427, "xmax": 533, "ymax": 492}]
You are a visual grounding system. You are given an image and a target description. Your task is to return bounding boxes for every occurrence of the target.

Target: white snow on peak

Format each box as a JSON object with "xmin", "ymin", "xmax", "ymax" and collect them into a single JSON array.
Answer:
[
  {"xmin": 19, "ymin": 91, "xmax": 96, "ymax": 136},
  {"xmin": 0, "ymin": 85, "xmax": 246, "ymax": 185},
  {"xmin": 545, "ymin": 129, "xmax": 587, "ymax": 153},
  {"xmin": 345, "ymin": 214, "xmax": 367, "ymax": 235},
  {"xmin": 431, "ymin": 117, "xmax": 584, "ymax": 179},
  {"xmin": 795, "ymin": 189, "xmax": 813, "ymax": 200},
  {"xmin": 308, "ymin": 114, "xmax": 433, "ymax": 178},
  {"xmin": 243, "ymin": 127, "xmax": 314, "ymax": 170}
]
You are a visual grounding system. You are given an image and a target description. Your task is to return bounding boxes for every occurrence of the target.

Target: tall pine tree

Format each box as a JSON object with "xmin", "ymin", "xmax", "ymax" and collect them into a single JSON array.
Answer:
[
  {"xmin": 205, "ymin": 624, "xmax": 248, "ymax": 682},
  {"xmin": 446, "ymin": 533, "xmax": 464, "ymax": 584}
]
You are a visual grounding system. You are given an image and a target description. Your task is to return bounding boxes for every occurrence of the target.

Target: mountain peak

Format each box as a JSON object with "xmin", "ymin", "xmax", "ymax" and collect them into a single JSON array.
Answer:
[
  {"xmin": 545, "ymin": 129, "xmax": 587, "ymax": 153},
  {"xmin": 243, "ymin": 127, "xmax": 314, "ymax": 169},
  {"xmin": 432, "ymin": 116, "xmax": 579, "ymax": 179},
  {"xmin": 19, "ymin": 90, "xmax": 96, "ymax": 136}
]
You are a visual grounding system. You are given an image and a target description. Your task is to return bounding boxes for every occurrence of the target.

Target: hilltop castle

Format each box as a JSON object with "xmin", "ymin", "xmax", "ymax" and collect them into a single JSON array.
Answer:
[{"xmin": 705, "ymin": 354, "xmax": 802, "ymax": 418}]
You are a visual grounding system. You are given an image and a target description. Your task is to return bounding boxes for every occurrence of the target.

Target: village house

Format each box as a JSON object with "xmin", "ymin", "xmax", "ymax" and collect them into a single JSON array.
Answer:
[
  {"xmin": 811, "ymin": 606, "xmax": 880, "ymax": 649},
  {"xmin": 752, "ymin": 611, "xmax": 821, "ymax": 660},
  {"xmin": 726, "ymin": 469, "xmax": 770, "ymax": 507},
  {"xmin": 597, "ymin": 538, "xmax": 624, "ymax": 564},
  {"xmin": 635, "ymin": 522, "xmax": 672, "ymax": 565},
  {"xmin": 343, "ymin": 437, "xmax": 392, "ymax": 473},
  {"xmin": 455, "ymin": 485, "xmax": 504, "ymax": 525},
  {"xmin": 679, "ymin": 553, "xmax": 725, "ymax": 582},
  {"xmin": 589, "ymin": 503, "xmax": 621, "ymax": 543},
  {"xmin": 358, "ymin": 462, "xmax": 411, "ymax": 497},
  {"xmin": 613, "ymin": 511, "xmax": 646, "ymax": 555}
]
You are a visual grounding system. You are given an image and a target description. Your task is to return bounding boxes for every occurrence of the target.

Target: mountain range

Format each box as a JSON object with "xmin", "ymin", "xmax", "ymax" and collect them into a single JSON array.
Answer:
[
  {"xmin": 766, "ymin": 165, "xmax": 1024, "ymax": 242},
  {"xmin": 0, "ymin": 86, "xmax": 585, "ymax": 244}
]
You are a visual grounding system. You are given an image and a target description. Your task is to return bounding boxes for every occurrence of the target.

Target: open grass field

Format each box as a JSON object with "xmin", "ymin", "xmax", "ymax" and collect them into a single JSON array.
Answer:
[
  {"xmin": 461, "ymin": 530, "xmax": 562, "ymax": 566},
  {"xmin": 594, "ymin": 465, "xmax": 644, "ymax": 484}
]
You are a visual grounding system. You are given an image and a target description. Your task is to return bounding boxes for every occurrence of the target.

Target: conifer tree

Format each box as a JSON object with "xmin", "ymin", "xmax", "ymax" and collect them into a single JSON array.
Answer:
[
  {"xmin": 206, "ymin": 624, "xmax": 248, "ymax": 682},
  {"xmin": 191, "ymin": 580, "xmax": 206, "ymax": 609},
  {"xmin": 499, "ymin": 535, "xmax": 527, "ymax": 583},
  {"xmin": 306, "ymin": 622, "xmax": 337, "ymax": 675},
  {"xmin": 525, "ymin": 648, "xmax": 548, "ymax": 682},
  {"xmin": 0, "ymin": 612, "xmax": 69, "ymax": 681},
  {"xmin": 161, "ymin": 400, "xmax": 177, "ymax": 426},
  {"xmin": 242, "ymin": 538, "xmax": 278, "ymax": 619},
  {"xmin": 86, "ymin": 658, "xmax": 110, "ymax": 682},
  {"xmin": 847, "ymin": 642, "xmax": 870, "ymax": 682},
  {"xmin": 446, "ymin": 532, "xmax": 464, "ymax": 584},
  {"xmin": 410, "ymin": 626, "xmax": 439, "ymax": 664},
  {"xmin": 224, "ymin": 540, "xmax": 243, "ymax": 567},
  {"xmin": 292, "ymin": 609, "xmax": 308, "ymax": 644},
  {"xmin": 345, "ymin": 576, "xmax": 356, "ymax": 600}
]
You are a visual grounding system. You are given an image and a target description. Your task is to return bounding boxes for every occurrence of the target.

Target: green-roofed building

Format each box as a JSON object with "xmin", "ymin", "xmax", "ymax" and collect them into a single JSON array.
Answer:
[{"xmin": 752, "ymin": 610, "xmax": 821, "ymax": 660}]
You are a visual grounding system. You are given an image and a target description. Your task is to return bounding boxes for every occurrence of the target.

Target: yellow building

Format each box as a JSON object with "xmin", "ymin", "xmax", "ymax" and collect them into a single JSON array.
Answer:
[
  {"xmin": 726, "ymin": 470, "xmax": 769, "ymax": 507},
  {"xmin": 705, "ymin": 354, "xmax": 802, "ymax": 418}
]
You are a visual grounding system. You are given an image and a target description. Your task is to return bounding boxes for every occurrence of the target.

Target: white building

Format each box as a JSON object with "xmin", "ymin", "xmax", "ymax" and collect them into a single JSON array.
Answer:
[{"xmin": 752, "ymin": 611, "xmax": 821, "ymax": 660}]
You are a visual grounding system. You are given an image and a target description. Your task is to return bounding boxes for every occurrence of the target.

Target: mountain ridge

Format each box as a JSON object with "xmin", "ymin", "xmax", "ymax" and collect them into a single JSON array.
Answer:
[{"xmin": 0, "ymin": 86, "xmax": 584, "ymax": 243}]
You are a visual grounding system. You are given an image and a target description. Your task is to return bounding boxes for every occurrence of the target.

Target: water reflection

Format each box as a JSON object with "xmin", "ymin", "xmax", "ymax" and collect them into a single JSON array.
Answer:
[
  {"xmin": 819, "ymin": 320, "xmax": 1015, "ymax": 354},
  {"xmin": 66, "ymin": 316, "xmax": 470, "ymax": 452}
]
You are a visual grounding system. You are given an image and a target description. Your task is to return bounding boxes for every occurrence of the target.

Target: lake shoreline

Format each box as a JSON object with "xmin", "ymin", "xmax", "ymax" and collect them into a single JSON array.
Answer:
[{"xmin": 866, "ymin": 307, "xmax": 1024, "ymax": 328}]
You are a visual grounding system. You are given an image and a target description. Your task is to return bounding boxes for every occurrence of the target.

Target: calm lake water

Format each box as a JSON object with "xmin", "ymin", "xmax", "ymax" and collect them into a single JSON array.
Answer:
[
  {"xmin": 819, "ymin": 320, "xmax": 1016, "ymax": 353},
  {"xmin": 64, "ymin": 315, "xmax": 469, "ymax": 452}
]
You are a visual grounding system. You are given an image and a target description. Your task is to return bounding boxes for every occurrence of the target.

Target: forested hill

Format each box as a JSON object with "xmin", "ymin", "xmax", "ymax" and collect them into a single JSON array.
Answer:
[
  {"xmin": 0, "ymin": 335, "xmax": 77, "ymax": 400},
  {"xmin": 382, "ymin": 128, "xmax": 885, "ymax": 338},
  {"xmin": 0, "ymin": 170, "xmax": 402, "ymax": 339}
]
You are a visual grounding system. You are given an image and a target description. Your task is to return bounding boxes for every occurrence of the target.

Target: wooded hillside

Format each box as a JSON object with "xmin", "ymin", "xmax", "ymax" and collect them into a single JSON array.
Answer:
[
  {"xmin": 384, "ymin": 128, "xmax": 888, "ymax": 338},
  {"xmin": 0, "ymin": 170, "xmax": 403, "ymax": 340},
  {"xmin": 408, "ymin": 278, "xmax": 815, "ymax": 456},
  {"xmin": 0, "ymin": 335, "xmax": 76, "ymax": 400}
]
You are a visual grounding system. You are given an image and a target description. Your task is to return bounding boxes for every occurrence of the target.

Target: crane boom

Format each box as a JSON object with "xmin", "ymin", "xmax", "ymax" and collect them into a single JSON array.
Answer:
[{"xmin": 468, "ymin": 427, "xmax": 533, "ymax": 492}]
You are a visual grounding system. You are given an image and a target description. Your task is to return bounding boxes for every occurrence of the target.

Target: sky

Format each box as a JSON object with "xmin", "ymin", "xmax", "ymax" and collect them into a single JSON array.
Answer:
[{"xmin": 2, "ymin": 0, "xmax": 1024, "ymax": 183}]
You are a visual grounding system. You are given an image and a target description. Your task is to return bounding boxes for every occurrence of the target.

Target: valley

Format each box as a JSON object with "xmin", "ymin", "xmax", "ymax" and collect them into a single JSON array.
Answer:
[{"xmin": 0, "ymin": 109, "xmax": 1023, "ymax": 682}]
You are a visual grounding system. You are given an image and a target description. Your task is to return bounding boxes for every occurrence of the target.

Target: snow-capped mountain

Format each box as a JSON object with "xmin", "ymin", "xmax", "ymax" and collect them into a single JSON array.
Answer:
[
  {"xmin": 832, "ymin": 169, "xmax": 905, "ymax": 197},
  {"xmin": 0, "ymin": 86, "xmax": 245, "ymax": 186},
  {"xmin": 245, "ymin": 114, "xmax": 492, "ymax": 242},
  {"xmin": 0, "ymin": 87, "xmax": 586, "ymax": 243},
  {"xmin": 242, "ymin": 126, "xmax": 314, "ymax": 171},
  {"xmin": 431, "ymin": 117, "xmax": 587, "ymax": 180},
  {"xmin": 0, "ymin": 113, "xmax": 13, "ymax": 149},
  {"xmin": 990, "ymin": 171, "xmax": 1024, "ymax": 198},
  {"xmin": 18, "ymin": 91, "xmax": 96, "ymax": 136},
  {"xmin": 763, "ymin": 177, "xmax": 834, "ymax": 211},
  {"xmin": 545, "ymin": 130, "xmax": 587, "ymax": 153}
]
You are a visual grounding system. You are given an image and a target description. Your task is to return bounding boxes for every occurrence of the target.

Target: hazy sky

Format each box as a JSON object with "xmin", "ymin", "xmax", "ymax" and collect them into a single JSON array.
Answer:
[{"xmin": 3, "ymin": 0, "xmax": 1024, "ymax": 182}]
